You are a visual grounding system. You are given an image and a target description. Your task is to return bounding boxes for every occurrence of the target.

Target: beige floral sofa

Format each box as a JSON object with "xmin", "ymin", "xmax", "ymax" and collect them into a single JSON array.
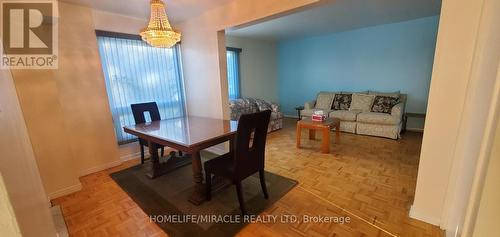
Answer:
[
  {"xmin": 302, "ymin": 91, "xmax": 406, "ymax": 139},
  {"xmin": 229, "ymin": 98, "xmax": 283, "ymax": 132}
]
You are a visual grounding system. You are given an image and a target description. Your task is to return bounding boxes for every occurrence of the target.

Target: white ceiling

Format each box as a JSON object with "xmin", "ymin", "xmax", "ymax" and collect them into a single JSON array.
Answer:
[
  {"xmin": 226, "ymin": 0, "xmax": 441, "ymax": 41},
  {"xmin": 61, "ymin": 0, "xmax": 233, "ymax": 24}
]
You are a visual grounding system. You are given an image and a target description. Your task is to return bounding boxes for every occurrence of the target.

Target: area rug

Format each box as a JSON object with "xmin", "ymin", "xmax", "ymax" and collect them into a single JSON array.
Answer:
[{"xmin": 110, "ymin": 151, "xmax": 297, "ymax": 237}]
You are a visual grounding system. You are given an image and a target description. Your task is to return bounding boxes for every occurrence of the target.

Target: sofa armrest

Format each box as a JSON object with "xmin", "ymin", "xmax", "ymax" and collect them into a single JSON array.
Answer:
[
  {"xmin": 229, "ymin": 99, "xmax": 256, "ymax": 120},
  {"xmin": 304, "ymin": 100, "xmax": 316, "ymax": 110},
  {"xmin": 270, "ymin": 102, "xmax": 280, "ymax": 113},
  {"xmin": 391, "ymin": 102, "xmax": 405, "ymax": 119}
]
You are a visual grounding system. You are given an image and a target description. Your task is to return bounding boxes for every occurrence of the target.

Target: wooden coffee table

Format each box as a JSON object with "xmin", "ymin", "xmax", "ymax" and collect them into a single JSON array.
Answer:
[{"xmin": 296, "ymin": 117, "xmax": 340, "ymax": 153}]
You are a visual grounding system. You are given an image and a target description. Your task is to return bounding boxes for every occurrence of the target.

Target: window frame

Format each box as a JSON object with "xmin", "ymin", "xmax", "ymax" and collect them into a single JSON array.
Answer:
[
  {"xmin": 95, "ymin": 30, "xmax": 187, "ymax": 145},
  {"xmin": 226, "ymin": 47, "xmax": 242, "ymax": 100}
]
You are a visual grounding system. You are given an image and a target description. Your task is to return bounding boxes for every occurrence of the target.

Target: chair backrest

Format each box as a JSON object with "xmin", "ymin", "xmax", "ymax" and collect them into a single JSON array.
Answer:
[
  {"xmin": 131, "ymin": 102, "xmax": 161, "ymax": 124},
  {"xmin": 233, "ymin": 110, "xmax": 271, "ymax": 180}
]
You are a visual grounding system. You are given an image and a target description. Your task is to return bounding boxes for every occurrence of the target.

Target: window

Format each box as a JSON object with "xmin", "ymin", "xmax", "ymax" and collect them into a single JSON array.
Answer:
[
  {"xmin": 97, "ymin": 32, "xmax": 186, "ymax": 144},
  {"xmin": 226, "ymin": 47, "xmax": 241, "ymax": 100}
]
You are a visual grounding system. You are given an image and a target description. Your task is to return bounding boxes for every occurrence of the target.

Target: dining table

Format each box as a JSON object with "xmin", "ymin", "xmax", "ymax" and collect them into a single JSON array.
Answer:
[{"xmin": 123, "ymin": 116, "xmax": 238, "ymax": 205}]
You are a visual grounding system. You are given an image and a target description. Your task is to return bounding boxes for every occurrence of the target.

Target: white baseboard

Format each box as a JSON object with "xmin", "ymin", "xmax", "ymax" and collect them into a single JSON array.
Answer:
[
  {"xmin": 48, "ymin": 160, "xmax": 123, "ymax": 200},
  {"xmin": 407, "ymin": 127, "xmax": 424, "ymax": 132},
  {"xmin": 79, "ymin": 160, "xmax": 123, "ymax": 177},
  {"xmin": 409, "ymin": 205, "xmax": 441, "ymax": 226},
  {"xmin": 48, "ymin": 183, "xmax": 82, "ymax": 200},
  {"xmin": 120, "ymin": 151, "xmax": 143, "ymax": 162},
  {"xmin": 120, "ymin": 146, "xmax": 228, "ymax": 162}
]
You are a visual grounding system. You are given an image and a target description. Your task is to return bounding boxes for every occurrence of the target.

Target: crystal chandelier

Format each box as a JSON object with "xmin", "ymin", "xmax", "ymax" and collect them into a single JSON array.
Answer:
[{"xmin": 140, "ymin": 0, "xmax": 181, "ymax": 48}]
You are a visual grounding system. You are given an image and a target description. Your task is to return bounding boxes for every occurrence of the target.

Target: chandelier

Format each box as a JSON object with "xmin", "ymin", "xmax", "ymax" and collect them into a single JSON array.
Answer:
[{"xmin": 140, "ymin": 0, "xmax": 181, "ymax": 48}]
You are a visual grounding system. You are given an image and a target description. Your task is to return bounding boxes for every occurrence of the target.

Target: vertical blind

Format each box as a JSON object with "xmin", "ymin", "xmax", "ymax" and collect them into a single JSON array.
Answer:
[
  {"xmin": 226, "ymin": 48, "xmax": 241, "ymax": 100},
  {"xmin": 97, "ymin": 35, "xmax": 186, "ymax": 144}
]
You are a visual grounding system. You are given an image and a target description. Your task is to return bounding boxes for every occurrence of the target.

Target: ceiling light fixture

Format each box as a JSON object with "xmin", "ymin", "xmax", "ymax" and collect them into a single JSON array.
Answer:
[{"xmin": 140, "ymin": 0, "xmax": 181, "ymax": 48}]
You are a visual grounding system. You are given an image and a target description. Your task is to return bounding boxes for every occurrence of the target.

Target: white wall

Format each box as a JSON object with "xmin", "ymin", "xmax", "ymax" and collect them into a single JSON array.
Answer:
[
  {"xmin": 9, "ymin": 3, "xmax": 157, "ymax": 199},
  {"xmin": 472, "ymin": 113, "xmax": 500, "ymax": 236},
  {"xmin": 178, "ymin": 0, "xmax": 320, "ymax": 119},
  {"xmin": 438, "ymin": 0, "xmax": 500, "ymax": 235},
  {"xmin": 0, "ymin": 175, "xmax": 21, "ymax": 237},
  {"xmin": 92, "ymin": 10, "xmax": 147, "ymax": 35},
  {"xmin": 411, "ymin": 0, "xmax": 500, "ymax": 235},
  {"xmin": 226, "ymin": 35, "xmax": 278, "ymax": 102},
  {"xmin": 0, "ymin": 66, "xmax": 57, "ymax": 236}
]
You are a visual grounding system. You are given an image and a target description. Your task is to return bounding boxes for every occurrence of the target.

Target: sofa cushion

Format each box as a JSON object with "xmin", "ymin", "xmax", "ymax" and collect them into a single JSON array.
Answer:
[
  {"xmin": 349, "ymin": 93, "xmax": 375, "ymax": 112},
  {"xmin": 357, "ymin": 112, "xmax": 401, "ymax": 125},
  {"xmin": 371, "ymin": 96, "xmax": 400, "ymax": 114},
  {"xmin": 315, "ymin": 93, "xmax": 335, "ymax": 110},
  {"xmin": 332, "ymin": 94, "xmax": 352, "ymax": 110},
  {"xmin": 301, "ymin": 109, "xmax": 332, "ymax": 117},
  {"xmin": 329, "ymin": 110, "xmax": 360, "ymax": 121}
]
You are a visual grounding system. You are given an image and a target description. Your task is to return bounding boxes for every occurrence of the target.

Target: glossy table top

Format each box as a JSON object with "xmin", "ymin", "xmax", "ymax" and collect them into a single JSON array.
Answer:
[{"xmin": 123, "ymin": 116, "xmax": 238, "ymax": 148}]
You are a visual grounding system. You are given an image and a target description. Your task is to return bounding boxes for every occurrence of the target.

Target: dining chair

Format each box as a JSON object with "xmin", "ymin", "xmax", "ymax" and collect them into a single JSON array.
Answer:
[
  {"xmin": 131, "ymin": 102, "xmax": 165, "ymax": 164},
  {"xmin": 204, "ymin": 110, "xmax": 272, "ymax": 215}
]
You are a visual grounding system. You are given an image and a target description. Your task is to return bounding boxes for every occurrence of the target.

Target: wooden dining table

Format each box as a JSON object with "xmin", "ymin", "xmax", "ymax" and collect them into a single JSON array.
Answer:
[{"xmin": 123, "ymin": 116, "xmax": 238, "ymax": 205}]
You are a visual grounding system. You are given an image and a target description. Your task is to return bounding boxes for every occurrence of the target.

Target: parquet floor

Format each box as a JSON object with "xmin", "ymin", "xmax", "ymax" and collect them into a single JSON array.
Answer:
[{"xmin": 52, "ymin": 118, "xmax": 444, "ymax": 237}]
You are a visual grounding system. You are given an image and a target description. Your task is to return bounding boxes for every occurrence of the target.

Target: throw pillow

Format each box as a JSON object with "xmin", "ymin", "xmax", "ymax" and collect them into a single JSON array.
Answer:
[
  {"xmin": 349, "ymin": 94, "xmax": 375, "ymax": 112},
  {"xmin": 254, "ymin": 99, "xmax": 272, "ymax": 111},
  {"xmin": 332, "ymin": 94, "xmax": 352, "ymax": 110},
  {"xmin": 315, "ymin": 93, "xmax": 334, "ymax": 110},
  {"xmin": 371, "ymin": 96, "xmax": 400, "ymax": 114}
]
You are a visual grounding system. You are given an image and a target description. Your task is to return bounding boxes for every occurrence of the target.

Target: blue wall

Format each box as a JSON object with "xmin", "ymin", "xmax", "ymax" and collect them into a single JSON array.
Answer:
[{"xmin": 278, "ymin": 16, "xmax": 439, "ymax": 116}]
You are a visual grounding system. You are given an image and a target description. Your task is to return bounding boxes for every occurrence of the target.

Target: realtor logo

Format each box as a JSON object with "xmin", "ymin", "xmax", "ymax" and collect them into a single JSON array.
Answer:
[{"xmin": 1, "ymin": 1, "xmax": 58, "ymax": 69}]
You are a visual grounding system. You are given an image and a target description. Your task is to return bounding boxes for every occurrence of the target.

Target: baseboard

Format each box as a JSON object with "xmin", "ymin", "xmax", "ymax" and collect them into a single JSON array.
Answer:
[
  {"xmin": 407, "ymin": 127, "xmax": 424, "ymax": 132},
  {"xmin": 48, "ymin": 183, "xmax": 82, "ymax": 200},
  {"xmin": 120, "ymin": 151, "xmax": 143, "ymax": 162},
  {"xmin": 284, "ymin": 114, "xmax": 299, "ymax": 119},
  {"xmin": 409, "ymin": 205, "xmax": 441, "ymax": 226},
  {"xmin": 47, "ymin": 160, "xmax": 123, "ymax": 200},
  {"xmin": 79, "ymin": 159, "xmax": 123, "ymax": 177}
]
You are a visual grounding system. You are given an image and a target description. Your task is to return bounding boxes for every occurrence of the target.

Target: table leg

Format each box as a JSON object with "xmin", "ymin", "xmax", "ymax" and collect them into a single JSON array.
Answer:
[
  {"xmin": 147, "ymin": 141, "xmax": 160, "ymax": 178},
  {"xmin": 335, "ymin": 123, "xmax": 340, "ymax": 144},
  {"xmin": 189, "ymin": 151, "xmax": 206, "ymax": 205},
  {"xmin": 322, "ymin": 127, "xmax": 330, "ymax": 153},
  {"xmin": 296, "ymin": 124, "xmax": 301, "ymax": 148},
  {"xmin": 145, "ymin": 141, "xmax": 191, "ymax": 179},
  {"xmin": 309, "ymin": 129, "xmax": 316, "ymax": 140}
]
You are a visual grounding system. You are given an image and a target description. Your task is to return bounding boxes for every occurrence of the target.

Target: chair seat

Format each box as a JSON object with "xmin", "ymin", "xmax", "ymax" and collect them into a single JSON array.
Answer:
[{"xmin": 357, "ymin": 112, "xmax": 401, "ymax": 125}]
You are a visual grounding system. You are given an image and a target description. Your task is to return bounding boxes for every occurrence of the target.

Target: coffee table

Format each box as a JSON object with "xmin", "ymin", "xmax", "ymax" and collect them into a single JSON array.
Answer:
[{"xmin": 296, "ymin": 117, "xmax": 340, "ymax": 153}]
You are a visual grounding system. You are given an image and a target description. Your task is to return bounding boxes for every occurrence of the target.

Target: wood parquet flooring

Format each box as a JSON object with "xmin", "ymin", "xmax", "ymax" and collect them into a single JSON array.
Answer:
[{"xmin": 52, "ymin": 118, "xmax": 444, "ymax": 237}]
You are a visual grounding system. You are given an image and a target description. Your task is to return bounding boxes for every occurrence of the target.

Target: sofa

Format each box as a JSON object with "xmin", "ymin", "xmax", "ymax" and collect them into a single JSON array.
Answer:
[
  {"xmin": 302, "ymin": 91, "xmax": 406, "ymax": 139},
  {"xmin": 229, "ymin": 98, "xmax": 284, "ymax": 132}
]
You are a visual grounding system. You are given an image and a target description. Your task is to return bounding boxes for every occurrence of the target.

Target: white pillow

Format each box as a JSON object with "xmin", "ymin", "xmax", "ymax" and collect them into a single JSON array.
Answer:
[
  {"xmin": 315, "ymin": 93, "xmax": 334, "ymax": 110},
  {"xmin": 349, "ymin": 93, "xmax": 375, "ymax": 112}
]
